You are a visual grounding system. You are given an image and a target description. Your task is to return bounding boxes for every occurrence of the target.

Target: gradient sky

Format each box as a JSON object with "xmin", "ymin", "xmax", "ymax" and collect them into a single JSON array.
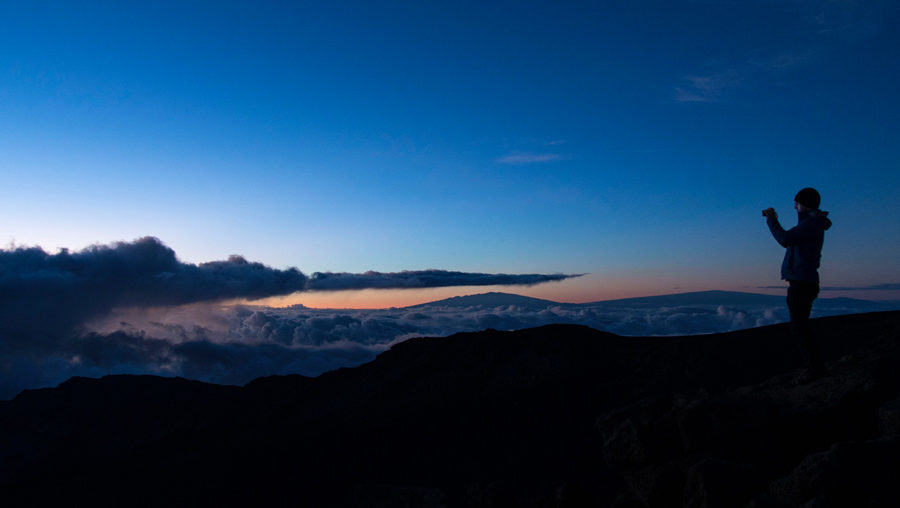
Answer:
[{"xmin": 2, "ymin": 1, "xmax": 899, "ymax": 307}]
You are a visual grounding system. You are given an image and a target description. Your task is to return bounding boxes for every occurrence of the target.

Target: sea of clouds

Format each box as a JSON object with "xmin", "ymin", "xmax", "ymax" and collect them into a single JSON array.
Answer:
[
  {"xmin": 73, "ymin": 293, "xmax": 882, "ymax": 393},
  {"xmin": 0, "ymin": 237, "xmax": 577, "ymax": 398},
  {"xmin": 1, "ymin": 237, "xmax": 894, "ymax": 399}
]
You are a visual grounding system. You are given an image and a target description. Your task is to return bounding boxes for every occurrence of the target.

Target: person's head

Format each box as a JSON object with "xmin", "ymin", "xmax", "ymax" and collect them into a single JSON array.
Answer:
[{"xmin": 794, "ymin": 187, "xmax": 820, "ymax": 212}]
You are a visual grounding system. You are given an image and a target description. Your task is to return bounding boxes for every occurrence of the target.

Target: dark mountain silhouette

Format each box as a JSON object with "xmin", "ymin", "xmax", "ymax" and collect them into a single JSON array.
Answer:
[
  {"xmin": 2, "ymin": 311, "xmax": 899, "ymax": 507},
  {"xmin": 405, "ymin": 291, "xmax": 566, "ymax": 309}
]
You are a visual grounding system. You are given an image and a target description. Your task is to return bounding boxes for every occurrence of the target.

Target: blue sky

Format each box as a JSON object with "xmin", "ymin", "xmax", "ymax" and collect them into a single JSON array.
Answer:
[{"xmin": 2, "ymin": 1, "xmax": 899, "ymax": 306}]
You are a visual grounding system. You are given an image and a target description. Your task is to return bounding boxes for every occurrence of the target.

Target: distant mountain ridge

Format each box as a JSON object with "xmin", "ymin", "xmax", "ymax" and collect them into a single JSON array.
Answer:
[
  {"xmin": 404, "ymin": 291, "xmax": 564, "ymax": 309},
  {"xmin": 407, "ymin": 289, "xmax": 896, "ymax": 312}
]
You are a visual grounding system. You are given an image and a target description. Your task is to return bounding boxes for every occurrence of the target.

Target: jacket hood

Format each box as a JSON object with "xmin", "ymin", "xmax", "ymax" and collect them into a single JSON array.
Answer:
[{"xmin": 804, "ymin": 209, "xmax": 832, "ymax": 231}]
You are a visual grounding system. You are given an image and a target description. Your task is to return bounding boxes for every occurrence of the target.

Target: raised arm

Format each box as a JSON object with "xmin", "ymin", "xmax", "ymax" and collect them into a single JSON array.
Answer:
[{"xmin": 767, "ymin": 216, "xmax": 817, "ymax": 247}]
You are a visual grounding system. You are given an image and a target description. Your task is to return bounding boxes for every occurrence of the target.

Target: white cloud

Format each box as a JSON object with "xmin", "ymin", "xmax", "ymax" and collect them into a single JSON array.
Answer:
[{"xmin": 496, "ymin": 152, "xmax": 563, "ymax": 165}]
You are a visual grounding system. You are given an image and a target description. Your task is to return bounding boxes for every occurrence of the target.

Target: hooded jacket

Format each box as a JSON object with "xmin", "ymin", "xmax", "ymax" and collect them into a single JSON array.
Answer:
[{"xmin": 767, "ymin": 209, "xmax": 832, "ymax": 283}]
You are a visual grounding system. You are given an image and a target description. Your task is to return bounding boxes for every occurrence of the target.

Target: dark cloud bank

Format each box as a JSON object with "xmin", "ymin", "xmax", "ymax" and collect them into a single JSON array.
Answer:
[
  {"xmin": 2, "ymin": 237, "xmax": 897, "ymax": 399},
  {"xmin": 0, "ymin": 237, "xmax": 577, "ymax": 398}
]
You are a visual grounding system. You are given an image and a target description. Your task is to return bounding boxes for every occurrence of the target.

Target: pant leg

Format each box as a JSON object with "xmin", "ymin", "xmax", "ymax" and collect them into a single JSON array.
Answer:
[{"xmin": 787, "ymin": 281, "xmax": 822, "ymax": 371}]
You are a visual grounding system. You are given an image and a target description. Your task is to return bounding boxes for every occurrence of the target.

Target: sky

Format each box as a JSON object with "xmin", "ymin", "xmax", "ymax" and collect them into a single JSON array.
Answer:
[{"xmin": 2, "ymin": 0, "xmax": 900, "ymax": 308}]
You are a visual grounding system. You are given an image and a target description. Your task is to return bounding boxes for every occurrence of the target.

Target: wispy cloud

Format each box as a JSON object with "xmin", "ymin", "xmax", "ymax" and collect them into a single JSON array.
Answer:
[
  {"xmin": 673, "ymin": 52, "xmax": 810, "ymax": 103},
  {"xmin": 496, "ymin": 152, "xmax": 564, "ymax": 165},
  {"xmin": 820, "ymin": 283, "xmax": 900, "ymax": 291},
  {"xmin": 674, "ymin": 1, "xmax": 894, "ymax": 104},
  {"xmin": 753, "ymin": 50, "xmax": 812, "ymax": 71},
  {"xmin": 674, "ymin": 71, "xmax": 742, "ymax": 103},
  {"xmin": 307, "ymin": 270, "xmax": 580, "ymax": 290}
]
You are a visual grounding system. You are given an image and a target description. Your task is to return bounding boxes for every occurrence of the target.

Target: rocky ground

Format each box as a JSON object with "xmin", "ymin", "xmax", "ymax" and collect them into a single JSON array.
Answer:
[{"xmin": 1, "ymin": 311, "xmax": 898, "ymax": 507}]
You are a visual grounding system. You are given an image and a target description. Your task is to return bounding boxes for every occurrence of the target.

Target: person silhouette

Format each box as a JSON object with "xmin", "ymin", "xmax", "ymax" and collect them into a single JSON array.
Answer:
[{"xmin": 763, "ymin": 187, "xmax": 832, "ymax": 384}]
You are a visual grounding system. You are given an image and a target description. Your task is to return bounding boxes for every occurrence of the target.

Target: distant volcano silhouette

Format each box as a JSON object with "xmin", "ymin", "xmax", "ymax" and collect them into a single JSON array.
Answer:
[
  {"xmin": 2, "ymin": 310, "xmax": 899, "ymax": 507},
  {"xmin": 408, "ymin": 289, "xmax": 896, "ymax": 312}
]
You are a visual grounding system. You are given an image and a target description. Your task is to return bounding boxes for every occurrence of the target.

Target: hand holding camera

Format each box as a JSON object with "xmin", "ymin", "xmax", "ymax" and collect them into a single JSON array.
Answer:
[{"xmin": 761, "ymin": 207, "xmax": 777, "ymax": 220}]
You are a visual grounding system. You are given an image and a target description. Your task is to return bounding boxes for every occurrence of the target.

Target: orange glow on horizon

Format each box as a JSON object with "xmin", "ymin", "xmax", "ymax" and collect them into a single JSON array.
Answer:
[
  {"xmin": 237, "ymin": 280, "xmax": 900, "ymax": 310},
  {"xmin": 242, "ymin": 274, "xmax": 731, "ymax": 309}
]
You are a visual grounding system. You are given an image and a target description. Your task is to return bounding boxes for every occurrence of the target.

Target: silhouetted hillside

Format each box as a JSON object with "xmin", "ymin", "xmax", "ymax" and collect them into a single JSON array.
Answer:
[{"xmin": 2, "ymin": 311, "xmax": 899, "ymax": 507}]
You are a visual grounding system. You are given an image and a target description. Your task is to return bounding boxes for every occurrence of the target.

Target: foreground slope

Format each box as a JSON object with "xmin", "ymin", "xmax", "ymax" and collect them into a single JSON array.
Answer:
[{"xmin": 1, "ymin": 311, "xmax": 899, "ymax": 507}]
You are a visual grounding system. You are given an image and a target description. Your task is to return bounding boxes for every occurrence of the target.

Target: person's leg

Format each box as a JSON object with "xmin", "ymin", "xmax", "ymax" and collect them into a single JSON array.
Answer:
[{"xmin": 787, "ymin": 281, "xmax": 824, "ymax": 375}]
